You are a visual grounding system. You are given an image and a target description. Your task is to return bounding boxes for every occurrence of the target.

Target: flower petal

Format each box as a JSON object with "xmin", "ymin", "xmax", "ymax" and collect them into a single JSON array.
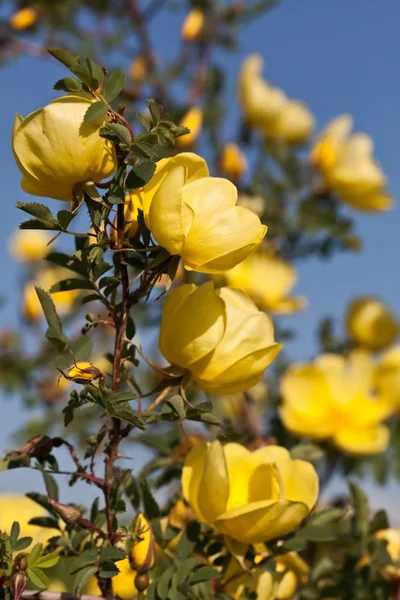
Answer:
[
  {"xmin": 333, "ymin": 425, "xmax": 390, "ymax": 455},
  {"xmin": 182, "ymin": 445, "xmax": 207, "ymax": 522},
  {"xmin": 197, "ymin": 441, "xmax": 229, "ymax": 523}
]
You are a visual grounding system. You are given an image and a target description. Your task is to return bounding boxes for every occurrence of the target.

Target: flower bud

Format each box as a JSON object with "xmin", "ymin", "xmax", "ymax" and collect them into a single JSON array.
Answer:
[
  {"xmin": 176, "ymin": 108, "xmax": 203, "ymax": 147},
  {"xmin": 130, "ymin": 513, "xmax": 156, "ymax": 574},
  {"xmin": 10, "ymin": 8, "xmax": 37, "ymax": 30},
  {"xmin": 64, "ymin": 362, "xmax": 103, "ymax": 384},
  {"xmin": 159, "ymin": 282, "xmax": 282, "ymax": 394},
  {"xmin": 220, "ymin": 143, "xmax": 247, "ymax": 180},
  {"xmin": 12, "ymin": 554, "xmax": 28, "ymax": 573},
  {"xmin": 11, "ymin": 572, "xmax": 29, "ymax": 600},
  {"xmin": 134, "ymin": 573, "xmax": 150, "ymax": 592},
  {"xmin": 8, "ymin": 230, "xmax": 52, "ymax": 263},
  {"xmin": 112, "ymin": 191, "xmax": 143, "ymax": 242},
  {"xmin": 346, "ymin": 297, "xmax": 399, "ymax": 350},
  {"xmin": 12, "ymin": 94, "xmax": 117, "ymax": 201},
  {"xmin": 181, "ymin": 9, "xmax": 204, "ymax": 42}
]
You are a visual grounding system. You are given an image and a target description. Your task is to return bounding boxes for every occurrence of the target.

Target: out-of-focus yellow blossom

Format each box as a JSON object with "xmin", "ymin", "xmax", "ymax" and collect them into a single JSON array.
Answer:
[
  {"xmin": 8, "ymin": 229, "xmax": 51, "ymax": 263},
  {"xmin": 160, "ymin": 282, "xmax": 281, "ymax": 394},
  {"xmin": 375, "ymin": 529, "xmax": 400, "ymax": 579},
  {"xmin": 221, "ymin": 252, "xmax": 307, "ymax": 314},
  {"xmin": 9, "ymin": 7, "xmax": 37, "ymax": 30},
  {"xmin": 253, "ymin": 544, "xmax": 309, "ymax": 599},
  {"xmin": 280, "ymin": 351, "xmax": 392, "ymax": 455},
  {"xmin": 221, "ymin": 143, "xmax": 248, "ymax": 179},
  {"xmin": 346, "ymin": 296, "xmax": 399, "ymax": 350},
  {"xmin": 86, "ymin": 559, "xmax": 136, "ymax": 600},
  {"xmin": 0, "ymin": 494, "xmax": 59, "ymax": 547},
  {"xmin": 66, "ymin": 362, "xmax": 102, "ymax": 383},
  {"xmin": 182, "ymin": 440, "xmax": 318, "ymax": 544},
  {"xmin": 129, "ymin": 56, "xmax": 148, "ymax": 82},
  {"xmin": 112, "ymin": 191, "xmax": 143, "ymax": 241},
  {"xmin": 142, "ymin": 153, "xmax": 266, "ymax": 273},
  {"xmin": 238, "ymin": 54, "xmax": 314, "ymax": 144},
  {"xmin": 374, "ymin": 346, "xmax": 400, "ymax": 408},
  {"xmin": 310, "ymin": 115, "xmax": 392, "ymax": 211},
  {"xmin": 131, "ymin": 513, "xmax": 156, "ymax": 573},
  {"xmin": 221, "ymin": 382, "xmax": 267, "ymax": 421},
  {"xmin": 223, "ymin": 560, "xmax": 276, "ymax": 599},
  {"xmin": 181, "ymin": 9, "xmax": 204, "ymax": 42},
  {"xmin": 176, "ymin": 108, "xmax": 203, "ymax": 147},
  {"xmin": 12, "ymin": 93, "xmax": 117, "ymax": 201},
  {"xmin": 237, "ymin": 193, "xmax": 265, "ymax": 216},
  {"xmin": 22, "ymin": 269, "xmax": 79, "ymax": 321}
]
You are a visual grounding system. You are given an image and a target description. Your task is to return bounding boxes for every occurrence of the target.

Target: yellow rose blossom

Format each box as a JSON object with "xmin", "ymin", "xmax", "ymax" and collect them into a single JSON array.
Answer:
[
  {"xmin": 9, "ymin": 7, "xmax": 37, "ymax": 30},
  {"xmin": 220, "ymin": 143, "xmax": 248, "ymax": 179},
  {"xmin": 280, "ymin": 351, "xmax": 392, "ymax": 455},
  {"xmin": 181, "ymin": 9, "xmax": 204, "ymax": 42},
  {"xmin": 310, "ymin": 115, "xmax": 392, "ymax": 211},
  {"xmin": 0, "ymin": 494, "xmax": 59, "ymax": 547},
  {"xmin": 176, "ymin": 107, "xmax": 203, "ymax": 147},
  {"xmin": 238, "ymin": 54, "xmax": 314, "ymax": 144},
  {"xmin": 345, "ymin": 296, "xmax": 399, "ymax": 350},
  {"xmin": 142, "ymin": 153, "xmax": 266, "ymax": 273},
  {"xmin": 159, "ymin": 282, "xmax": 282, "ymax": 394},
  {"xmin": 22, "ymin": 268, "xmax": 79, "ymax": 320},
  {"xmin": 12, "ymin": 93, "xmax": 117, "ymax": 201},
  {"xmin": 182, "ymin": 440, "xmax": 318, "ymax": 544},
  {"xmin": 112, "ymin": 191, "xmax": 143, "ymax": 241},
  {"xmin": 253, "ymin": 544, "xmax": 309, "ymax": 599},
  {"xmin": 130, "ymin": 513, "xmax": 156, "ymax": 573},
  {"xmin": 8, "ymin": 229, "xmax": 52, "ymax": 263},
  {"xmin": 374, "ymin": 346, "xmax": 400, "ymax": 408},
  {"xmin": 221, "ymin": 252, "xmax": 307, "ymax": 314},
  {"xmin": 86, "ymin": 558, "xmax": 136, "ymax": 600}
]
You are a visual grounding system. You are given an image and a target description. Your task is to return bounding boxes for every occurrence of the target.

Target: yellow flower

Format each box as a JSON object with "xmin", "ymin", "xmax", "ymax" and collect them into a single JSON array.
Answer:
[
  {"xmin": 376, "ymin": 529, "xmax": 400, "ymax": 578},
  {"xmin": 8, "ymin": 229, "xmax": 52, "ymax": 263},
  {"xmin": 346, "ymin": 296, "xmax": 399, "ymax": 350},
  {"xmin": 66, "ymin": 362, "xmax": 102, "ymax": 383},
  {"xmin": 182, "ymin": 441, "xmax": 318, "ymax": 544},
  {"xmin": 0, "ymin": 494, "xmax": 59, "ymax": 547},
  {"xmin": 130, "ymin": 513, "xmax": 156, "ymax": 573},
  {"xmin": 220, "ymin": 143, "xmax": 248, "ymax": 180},
  {"xmin": 238, "ymin": 54, "xmax": 314, "ymax": 144},
  {"xmin": 159, "ymin": 282, "xmax": 281, "ymax": 394},
  {"xmin": 253, "ymin": 545, "xmax": 309, "ymax": 599},
  {"xmin": 12, "ymin": 93, "xmax": 117, "ymax": 201},
  {"xmin": 223, "ymin": 560, "xmax": 276, "ymax": 599},
  {"xmin": 129, "ymin": 56, "xmax": 148, "ymax": 82},
  {"xmin": 221, "ymin": 252, "xmax": 307, "ymax": 314},
  {"xmin": 112, "ymin": 191, "xmax": 143, "ymax": 241},
  {"xmin": 181, "ymin": 9, "xmax": 204, "ymax": 42},
  {"xmin": 280, "ymin": 351, "xmax": 392, "ymax": 455},
  {"xmin": 86, "ymin": 558, "xmax": 137, "ymax": 600},
  {"xmin": 142, "ymin": 153, "xmax": 266, "ymax": 273},
  {"xmin": 9, "ymin": 7, "xmax": 37, "ymax": 30},
  {"xmin": 22, "ymin": 268, "xmax": 79, "ymax": 321},
  {"xmin": 310, "ymin": 115, "xmax": 392, "ymax": 211},
  {"xmin": 176, "ymin": 108, "xmax": 203, "ymax": 147},
  {"xmin": 374, "ymin": 346, "xmax": 400, "ymax": 408}
]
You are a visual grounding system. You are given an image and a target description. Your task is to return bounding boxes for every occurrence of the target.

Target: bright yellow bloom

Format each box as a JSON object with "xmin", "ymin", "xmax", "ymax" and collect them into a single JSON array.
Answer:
[
  {"xmin": 10, "ymin": 7, "xmax": 37, "ymax": 30},
  {"xmin": 131, "ymin": 513, "xmax": 156, "ymax": 573},
  {"xmin": 8, "ymin": 229, "xmax": 52, "ymax": 262},
  {"xmin": 238, "ymin": 54, "xmax": 314, "ymax": 144},
  {"xmin": 22, "ymin": 268, "xmax": 79, "ymax": 320},
  {"xmin": 376, "ymin": 529, "xmax": 400, "ymax": 578},
  {"xmin": 280, "ymin": 351, "xmax": 392, "ymax": 455},
  {"xmin": 181, "ymin": 9, "xmax": 204, "ymax": 42},
  {"xmin": 112, "ymin": 191, "xmax": 143, "ymax": 241},
  {"xmin": 346, "ymin": 296, "xmax": 399, "ymax": 350},
  {"xmin": 223, "ymin": 561, "xmax": 276, "ymax": 599},
  {"xmin": 142, "ymin": 153, "xmax": 266, "ymax": 273},
  {"xmin": 310, "ymin": 115, "xmax": 392, "ymax": 211},
  {"xmin": 160, "ymin": 282, "xmax": 281, "ymax": 394},
  {"xmin": 12, "ymin": 93, "xmax": 117, "ymax": 201},
  {"xmin": 66, "ymin": 362, "xmax": 102, "ymax": 383},
  {"xmin": 182, "ymin": 441, "xmax": 318, "ymax": 544},
  {"xmin": 221, "ymin": 252, "xmax": 307, "ymax": 314},
  {"xmin": 129, "ymin": 56, "xmax": 148, "ymax": 82},
  {"xmin": 253, "ymin": 545, "xmax": 309, "ymax": 599},
  {"xmin": 374, "ymin": 346, "xmax": 400, "ymax": 407},
  {"xmin": 176, "ymin": 108, "xmax": 203, "ymax": 147},
  {"xmin": 86, "ymin": 558, "xmax": 137, "ymax": 600},
  {"xmin": 221, "ymin": 143, "xmax": 248, "ymax": 179},
  {"xmin": 0, "ymin": 494, "xmax": 58, "ymax": 546}
]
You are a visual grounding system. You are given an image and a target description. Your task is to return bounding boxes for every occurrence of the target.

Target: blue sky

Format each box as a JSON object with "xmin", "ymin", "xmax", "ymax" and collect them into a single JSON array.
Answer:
[{"xmin": 1, "ymin": 0, "xmax": 400, "ymax": 509}]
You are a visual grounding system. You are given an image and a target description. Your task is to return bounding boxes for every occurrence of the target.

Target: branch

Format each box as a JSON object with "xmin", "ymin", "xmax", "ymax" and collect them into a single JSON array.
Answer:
[{"xmin": 22, "ymin": 592, "xmax": 102, "ymax": 600}]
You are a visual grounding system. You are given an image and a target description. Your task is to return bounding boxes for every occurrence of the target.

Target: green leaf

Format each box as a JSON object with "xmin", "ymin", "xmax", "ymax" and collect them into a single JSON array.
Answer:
[
  {"xmin": 84, "ymin": 101, "xmax": 108, "ymax": 123},
  {"xmin": 166, "ymin": 395, "xmax": 186, "ymax": 420},
  {"xmin": 176, "ymin": 558, "xmax": 198, "ymax": 585},
  {"xmin": 28, "ymin": 543, "xmax": 43, "ymax": 567},
  {"xmin": 35, "ymin": 551, "xmax": 60, "ymax": 569},
  {"xmin": 73, "ymin": 565, "xmax": 98, "ymax": 594},
  {"xmin": 13, "ymin": 537, "xmax": 32, "ymax": 551},
  {"xmin": 49, "ymin": 278, "xmax": 94, "ymax": 292},
  {"xmin": 20, "ymin": 218, "xmax": 58, "ymax": 231},
  {"xmin": 157, "ymin": 567, "xmax": 174, "ymax": 600},
  {"xmin": 57, "ymin": 210, "xmax": 75, "ymax": 230},
  {"xmin": 28, "ymin": 517, "xmax": 60, "ymax": 530},
  {"xmin": 72, "ymin": 336, "xmax": 93, "ymax": 361},
  {"xmin": 43, "ymin": 471, "xmax": 59, "ymax": 501},
  {"xmin": 69, "ymin": 63, "xmax": 99, "ymax": 89},
  {"xmin": 99, "ymin": 547, "xmax": 126, "ymax": 562},
  {"xmin": 176, "ymin": 522, "xmax": 200, "ymax": 560},
  {"xmin": 53, "ymin": 77, "xmax": 83, "ymax": 92},
  {"xmin": 35, "ymin": 287, "xmax": 68, "ymax": 351},
  {"xmin": 86, "ymin": 58, "xmax": 106, "ymax": 86},
  {"xmin": 27, "ymin": 566, "xmax": 49, "ymax": 589},
  {"xmin": 308, "ymin": 508, "xmax": 345, "ymax": 526},
  {"xmin": 369, "ymin": 509, "xmax": 389, "ymax": 535},
  {"xmin": 290, "ymin": 443, "xmax": 325, "ymax": 462},
  {"xmin": 48, "ymin": 47, "xmax": 78, "ymax": 68},
  {"xmin": 190, "ymin": 567, "xmax": 221, "ymax": 584},
  {"xmin": 70, "ymin": 549, "xmax": 98, "ymax": 574},
  {"xmin": 10, "ymin": 522, "xmax": 20, "ymax": 547},
  {"xmin": 349, "ymin": 481, "xmax": 370, "ymax": 536},
  {"xmin": 147, "ymin": 98, "xmax": 161, "ymax": 124},
  {"xmin": 103, "ymin": 70, "xmax": 126, "ymax": 102},
  {"xmin": 101, "ymin": 122, "xmax": 132, "ymax": 148},
  {"xmin": 126, "ymin": 161, "xmax": 156, "ymax": 189},
  {"xmin": 140, "ymin": 480, "xmax": 160, "ymax": 518},
  {"xmin": 136, "ymin": 113, "xmax": 151, "ymax": 132},
  {"xmin": 16, "ymin": 202, "xmax": 58, "ymax": 229},
  {"xmin": 46, "ymin": 252, "xmax": 86, "ymax": 275}
]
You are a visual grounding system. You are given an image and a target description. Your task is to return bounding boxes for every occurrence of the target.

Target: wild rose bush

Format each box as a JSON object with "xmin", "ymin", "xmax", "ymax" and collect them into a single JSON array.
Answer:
[{"xmin": 0, "ymin": 2, "xmax": 400, "ymax": 600}]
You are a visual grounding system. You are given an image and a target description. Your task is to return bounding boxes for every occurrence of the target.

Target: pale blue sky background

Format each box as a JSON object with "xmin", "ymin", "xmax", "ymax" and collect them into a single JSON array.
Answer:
[{"xmin": 0, "ymin": 0, "xmax": 399, "ymax": 510}]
